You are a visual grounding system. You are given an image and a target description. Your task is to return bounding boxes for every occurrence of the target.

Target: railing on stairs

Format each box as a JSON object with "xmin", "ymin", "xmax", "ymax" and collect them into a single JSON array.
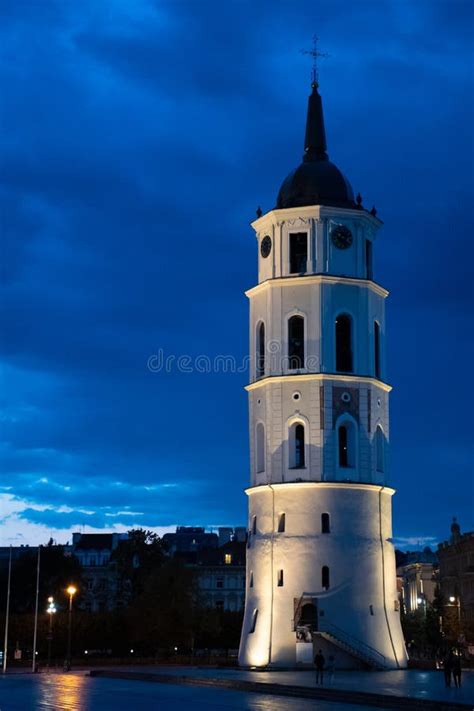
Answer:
[{"xmin": 315, "ymin": 621, "xmax": 387, "ymax": 669}]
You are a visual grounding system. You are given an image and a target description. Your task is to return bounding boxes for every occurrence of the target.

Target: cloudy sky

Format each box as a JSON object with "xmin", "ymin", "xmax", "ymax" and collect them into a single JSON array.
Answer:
[{"xmin": 1, "ymin": 0, "xmax": 473, "ymax": 548}]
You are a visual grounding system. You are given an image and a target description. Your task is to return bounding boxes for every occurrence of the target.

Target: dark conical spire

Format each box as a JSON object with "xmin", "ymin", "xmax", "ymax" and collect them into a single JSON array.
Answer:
[
  {"xmin": 303, "ymin": 82, "xmax": 328, "ymax": 162},
  {"xmin": 276, "ymin": 78, "xmax": 355, "ymax": 210}
]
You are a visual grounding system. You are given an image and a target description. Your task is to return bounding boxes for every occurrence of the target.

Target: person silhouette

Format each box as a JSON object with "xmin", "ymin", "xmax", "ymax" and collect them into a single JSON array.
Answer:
[
  {"xmin": 443, "ymin": 651, "xmax": 453, "ymax": 687},
  {"xmin": 314, "ymin": 649, "xmax": 325, "ymax": 685},
  {"xmin": 452, "ymin": 653, "xmax": 462, "ymax": 688}
]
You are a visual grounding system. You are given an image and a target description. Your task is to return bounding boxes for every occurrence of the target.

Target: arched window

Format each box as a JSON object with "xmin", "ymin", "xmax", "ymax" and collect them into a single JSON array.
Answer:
[
  {"xmin": 288, "ymin": 315, "xmax": 304, "ymax": 370},
  {"xmin": 338, "ymin": 421, "xmax": 356, "ymax": 468},
  {"xmin": 335, "ymin": 314, "xmax": 353, "ymax": 373},
  {"xmin": 289, "ymin": 232, "xmax": 307, "ymax": 274},
  {"xmin": 321, "ymin": 513, "xmax": 330, "ymax": 534},
  {"xmin": 376, "ymin": 425, "xmax": 384, "ymax": 473},
  {"xmin": 256, "ymin": 322, "xmax": 265, "ymax": 378},
  {"xmin": 256, "ymin": 423, "xmax": 265, "ymax": 474},
  {"xmin": 322, "ymin": 566, "xmax": 330, "ymax": 590},
  {"xmin": 289, "ymin": 422, "xmax": 305, "ymax": 469},
  {"xmin": 374, "ymin": 321, "xmax": 381, "ymax": 379}
]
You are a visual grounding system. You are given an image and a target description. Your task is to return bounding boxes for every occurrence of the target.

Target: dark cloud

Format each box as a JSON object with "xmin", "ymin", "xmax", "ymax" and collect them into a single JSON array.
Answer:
[{"xmin": 1, "ymin": 0, "xmax": 473, "ymax": 542}]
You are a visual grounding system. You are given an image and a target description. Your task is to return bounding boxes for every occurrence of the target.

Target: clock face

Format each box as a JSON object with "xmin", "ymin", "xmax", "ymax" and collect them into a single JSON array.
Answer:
[
  {"xmin": 260, "ymin": 235, "xmax": 272, "ymax": 258},
  {"xmin": 331, "ymin": 225, "xmax": 353, "ymax": 250}
]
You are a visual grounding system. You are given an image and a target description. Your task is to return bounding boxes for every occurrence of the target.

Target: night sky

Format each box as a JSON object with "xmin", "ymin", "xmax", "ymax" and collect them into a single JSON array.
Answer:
[{"xmin": 1, "ymin": 0, "xmax": 473, "ymax": 547}]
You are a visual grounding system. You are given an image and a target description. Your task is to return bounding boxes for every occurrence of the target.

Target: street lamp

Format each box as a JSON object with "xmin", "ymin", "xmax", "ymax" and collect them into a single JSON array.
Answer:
[
  {"xmin": 46, "ymin": 597, "xmax": 56, "ymax": 672},
  {"xmin": 65, "ymin": 586, "xmax": 77, "ymax": 672}
]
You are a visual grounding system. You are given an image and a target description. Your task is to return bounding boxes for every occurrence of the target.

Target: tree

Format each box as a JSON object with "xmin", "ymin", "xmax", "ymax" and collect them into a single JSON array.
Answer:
[
  {"xmin": 127, "ymin": 557, "xmax": 200, "ymax": 654},
  {"xmin": 110, "ymin": 529, "xmax": 167, "ymax": 605}
]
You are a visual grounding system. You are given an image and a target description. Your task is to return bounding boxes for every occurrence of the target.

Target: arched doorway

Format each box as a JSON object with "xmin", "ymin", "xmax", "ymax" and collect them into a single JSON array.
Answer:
[{"xmin": 300, "ymin": 602, "xmax": 318, "ymax": 630}]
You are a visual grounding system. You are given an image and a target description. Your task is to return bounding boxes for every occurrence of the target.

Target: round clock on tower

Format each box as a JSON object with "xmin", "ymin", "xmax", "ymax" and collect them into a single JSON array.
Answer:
[{"xmin": 238, "ymin": 78, "xmax": 407, "ymax": 670}]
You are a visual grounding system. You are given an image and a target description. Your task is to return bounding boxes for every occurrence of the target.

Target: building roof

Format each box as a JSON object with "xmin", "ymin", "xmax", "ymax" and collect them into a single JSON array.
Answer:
[
  {"xmin": 73, "ymin": 534, "xmax": 115, "ymax": 550},
  {"xmin": 276, "ymin": 82, "xmax": 355, "ymax": 210},
  {"xmin": 175, "ymin": 540, "xmax": 246, "ymax": 567}
]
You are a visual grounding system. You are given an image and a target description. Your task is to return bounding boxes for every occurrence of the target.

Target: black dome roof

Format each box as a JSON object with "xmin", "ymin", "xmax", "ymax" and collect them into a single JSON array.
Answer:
[
  {"xmin": 277, "ymin": 160, "xmax": 354, "ymax": 209},
  {"xmin": 276, "ymin": 83, "xmax": 355, "ymax": 210}
]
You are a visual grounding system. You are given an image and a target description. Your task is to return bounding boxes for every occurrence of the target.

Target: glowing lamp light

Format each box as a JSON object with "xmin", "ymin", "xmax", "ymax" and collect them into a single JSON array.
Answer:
[
  {"xmin": 449, "ymin": 596, "xmax": 456, "ymax": 603},
  {"xmin": 84, "ymin": 650, "xmax": 88, "ymax": 655},
  {"xmin": 67, "ymin": 585, "xmax": 77, "ymax": 596},
  {"xmin": 48, "ymin": 596, "xmax": 54, "ymax": 603},
  {"xmin": 417, "ymin": 597, "xmax": 423, "ymax": 604},
  {"xmin": 130, "ymin": 649, "xmax": 134, "ymax": 654}
]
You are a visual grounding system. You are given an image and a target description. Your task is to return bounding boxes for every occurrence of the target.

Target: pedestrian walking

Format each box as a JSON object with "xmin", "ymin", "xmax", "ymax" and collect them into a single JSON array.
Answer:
[
  {"xmin": 314, "ymin": 649, "xmax": 325, "ymax": 685},
  {"xmin": 326, "ymin": 655, "xmax": 335, "ymax": 684},
  {"xmin": 452, "ymin": 654, "xmax": 462, "ymax": 688},
  {"xmin": 443, "ymin": 651, "xmax": 453, "ymax": 688}
]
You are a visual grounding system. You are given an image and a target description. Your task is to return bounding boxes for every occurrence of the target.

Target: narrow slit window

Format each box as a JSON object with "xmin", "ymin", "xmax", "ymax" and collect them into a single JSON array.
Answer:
[
  {"xmin": 339, "ymin": 425, "xmax": 348, "ymax": 467},
  {"xmin": 256, "ymin": 422, "xmax": 265, "ymax": 474},
  {"xmin": 374, "ymin": 321, "xmax": 381, "ymax": 379},
  {"xmin": 376, "ymin": 426, "xmax": 384, "ymax": 473},
  {"xmin": 252, "ymin": 516, "xmax": 257, "ymax": 535},
  {"xmin": 289, "ymin": 232, "xmax": 307, "ymax": 274},
  {"xmin": 290, "ymin": 423, "xmax": 305, "ymax": 469},
  {"xmin": 249, "ymin": 608, "xmax": 258, "ymax": 633},
  {"xmin": 278, "ymin": 513, "xmax": 286, "ymax": 533},
  {"xmin": 249, "ymin": 571, "xmax": 254, "ymax": 588},
  {"xmin": 277, "ymin": 570, "xmax": 284, "ymax": 587},
  {"xmin": 321, "ymin": 513, "xmax": 330, "ymax": 534},
  {"xmin": 369, "ymin": 604, "xmax": 374, "ymax": 616},
  {"xmin": 366, "ymin": 239, "xmax": 373, "ymax": 280},
  {"xmin": 322, "ymin": 566, "xmax": 330, "ymax": 590},
  {"xmin": 335, "ymin": 314, "xmax": 353, "ymax": 373},
  {"xmin": 256, "ymin": 322, "xmax": 265, "ymax": 378},
  {"xmin": 338, "ymin": 422, "xmax": 356, "ymax": 469},
  {"xmin": 288, "ymin": 316, "xmax": 305, "ymax": 370}
]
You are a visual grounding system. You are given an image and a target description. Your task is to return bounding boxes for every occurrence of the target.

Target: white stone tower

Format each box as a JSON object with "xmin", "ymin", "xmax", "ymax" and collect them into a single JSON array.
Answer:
[{"xmin": 238, "ymin": 80, "xmax": 407, "ymax": 669}]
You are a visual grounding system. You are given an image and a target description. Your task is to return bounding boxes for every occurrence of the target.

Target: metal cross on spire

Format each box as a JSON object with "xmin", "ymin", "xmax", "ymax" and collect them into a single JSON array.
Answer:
[{"xmin": 300, "ymin": 35, "xmax": 330, "ymax": 87}]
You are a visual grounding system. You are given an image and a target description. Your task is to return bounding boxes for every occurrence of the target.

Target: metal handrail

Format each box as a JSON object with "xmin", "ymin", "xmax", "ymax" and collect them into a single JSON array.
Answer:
[{"xmin": 317, "ymin": 621, "xmax": 387, "ymax": 666}]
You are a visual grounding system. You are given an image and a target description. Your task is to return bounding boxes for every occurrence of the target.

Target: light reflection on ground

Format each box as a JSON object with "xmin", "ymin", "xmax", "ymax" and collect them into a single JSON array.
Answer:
[{"xmin": 0, "ymin": 673, "xmax": 392, "ymax": 711}]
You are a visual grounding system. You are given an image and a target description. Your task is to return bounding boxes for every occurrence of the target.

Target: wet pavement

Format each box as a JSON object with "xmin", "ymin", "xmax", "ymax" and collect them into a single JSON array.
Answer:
[
  {"xmin": 0, "ymin": 672, "xmax": 393, "ymax": 711},
  {"xmin": 94, "ymin": 665, "xmax": 474, "ymax": 706}
]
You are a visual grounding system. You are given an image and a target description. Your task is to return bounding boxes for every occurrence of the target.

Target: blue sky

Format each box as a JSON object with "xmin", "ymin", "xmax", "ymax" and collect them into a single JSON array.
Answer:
[{"xmin": 1, "ymin": 0, "xmax": 473, "ymax": 547}]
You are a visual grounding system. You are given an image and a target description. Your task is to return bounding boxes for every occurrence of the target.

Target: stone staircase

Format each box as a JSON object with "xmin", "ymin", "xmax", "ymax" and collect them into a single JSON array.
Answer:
[{"xmin": 314, "ymin": 621, "xmax": 389, "ymax": 670}]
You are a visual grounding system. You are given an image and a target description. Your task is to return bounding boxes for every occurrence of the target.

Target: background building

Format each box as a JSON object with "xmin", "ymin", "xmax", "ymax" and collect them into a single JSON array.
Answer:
[
  {"xmin": 397, "ymin": 559, "xmax": 438, "ymax": 614},
  {"xmin": 438, "ymin": 518, "xmax": 474, "ymax": 643},
  {"xmin": 171, "ymin": 528, "xmax": 247, "ymax": 612},
  {"xmin": 72, "ymin": 532, "xmax": 128, "ymax": 612}
]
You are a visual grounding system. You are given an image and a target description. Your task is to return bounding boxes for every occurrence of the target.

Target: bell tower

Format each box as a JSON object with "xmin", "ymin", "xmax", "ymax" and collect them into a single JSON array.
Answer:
[{"xmin": 238, "ymin": 79, "xmax": 407, "ymax": 669}]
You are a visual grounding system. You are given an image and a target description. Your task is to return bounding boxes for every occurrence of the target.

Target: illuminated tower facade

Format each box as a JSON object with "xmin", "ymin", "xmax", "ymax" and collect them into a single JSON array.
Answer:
[{"xmin": 238, "ymin": 80, "xmax": 407, "ymax": 669}]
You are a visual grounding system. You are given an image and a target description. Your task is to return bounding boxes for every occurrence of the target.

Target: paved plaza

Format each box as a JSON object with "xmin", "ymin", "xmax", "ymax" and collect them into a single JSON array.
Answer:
[
  {"xmin": 0, "ymin": 672, "xmax": 392, "ymax": 711},
  {"xmin": 0, "ymin": 667, "xmax": 473, "ymax": 710},
  {"xmin": 142, "ymin": 665, "xmax": 474, "ymax": 706}
]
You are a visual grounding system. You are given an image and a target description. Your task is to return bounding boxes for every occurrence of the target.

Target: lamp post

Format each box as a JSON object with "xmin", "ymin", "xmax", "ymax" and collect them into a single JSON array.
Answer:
[
  {"xmin": 46, "ymin": 597, "xmax": 56, "ymax": 672},
  {"xmin": 65, "ymin": 586, "xmax": 77, "ymax": 672}
]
